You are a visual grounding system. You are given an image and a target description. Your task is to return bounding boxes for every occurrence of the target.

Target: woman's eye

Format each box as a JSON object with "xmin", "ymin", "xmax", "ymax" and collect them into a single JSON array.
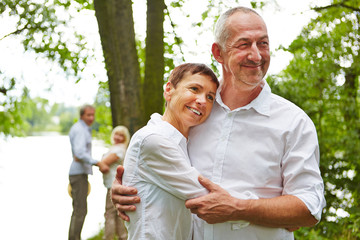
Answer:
[
  {"xmin": 190, "ymin": 86, "xmax": 198, "ymax": 91},
  {"xmin": 207, "ymin": 95, "xmax": 214, "ymax": 101}
]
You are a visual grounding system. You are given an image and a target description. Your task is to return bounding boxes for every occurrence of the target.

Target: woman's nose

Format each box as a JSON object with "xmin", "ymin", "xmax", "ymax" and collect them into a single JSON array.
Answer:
[{"xmin": 196, "ymin": 94, "xmax": 207, "ymax": 105}]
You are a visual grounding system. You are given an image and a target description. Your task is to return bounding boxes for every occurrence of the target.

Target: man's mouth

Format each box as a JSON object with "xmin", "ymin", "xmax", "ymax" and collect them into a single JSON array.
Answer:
[
  {"xmin": 243, "ymin": 60, "xmax": 264, "ymax": 69},
  {"xmin": 187, "ymin": 106, "xmax": 201, "ymax": 115}
]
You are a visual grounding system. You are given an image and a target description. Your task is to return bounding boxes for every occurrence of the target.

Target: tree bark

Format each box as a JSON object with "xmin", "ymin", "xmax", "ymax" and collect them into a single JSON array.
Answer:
[
  {"xmin": 143, "ymin": 0, "xmax": 166, "ymax": 120},
  {"xmin": 94, "ymin": 0, "xmax": 144, "ymax": 134}
]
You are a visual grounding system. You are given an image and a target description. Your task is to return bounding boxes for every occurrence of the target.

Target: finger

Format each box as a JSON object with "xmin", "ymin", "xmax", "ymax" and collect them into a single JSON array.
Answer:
[
  {"xmin": 185, "ymin": 197, "xmax": 201, "ymax": 209},
  {"xmin": 117, "ymin": 210, "xmax": 130, "ymax": 222},
  {"xmin": 114, "ymin": 201, "xmax": 137, "ymax": 212},
  {"xmin": 198, "ymin": 175, "xmax": 219, "ymax": 192},
  {"xmin": 115, "ymin": 165, "xmax": 124, "ymax": 184},
  {"xmin": 188, "ymin": 207, "xmax": 199, "ymax": 214},
  {"xmin": 111, "ymin": 189, "xmax": 140, "ymax": 202},
  {"xmin": 112, "ymin": 184, "xmax": 138, "ymax": 196}
]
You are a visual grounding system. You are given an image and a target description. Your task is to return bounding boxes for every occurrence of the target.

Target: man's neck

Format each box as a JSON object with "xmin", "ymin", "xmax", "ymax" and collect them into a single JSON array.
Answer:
[{"xmin": 220, "ymin": 79, "xmax": 264, "ymax": 110}]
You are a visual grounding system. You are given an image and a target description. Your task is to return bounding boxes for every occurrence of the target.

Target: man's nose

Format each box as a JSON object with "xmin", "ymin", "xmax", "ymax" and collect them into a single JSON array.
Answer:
[{"xmin": 248, "ymin": 44, "xmax": 261, "ymax": 62}]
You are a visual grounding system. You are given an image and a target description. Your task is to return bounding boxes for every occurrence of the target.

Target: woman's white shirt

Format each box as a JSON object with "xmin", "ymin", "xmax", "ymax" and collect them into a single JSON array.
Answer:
[{"xmin": 122, "ymin": 113, "xmax": 208, "ymax": 240}]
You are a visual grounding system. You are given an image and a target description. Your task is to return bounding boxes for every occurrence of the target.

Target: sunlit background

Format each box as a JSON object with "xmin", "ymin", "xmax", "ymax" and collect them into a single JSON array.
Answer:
[
  {"xmin": 0, "ymin": 0, "xmax": 327, "ymax": 107},
  {"xmin": 0, "ymin": 135, "xmax": 107, "ymax": 239}
]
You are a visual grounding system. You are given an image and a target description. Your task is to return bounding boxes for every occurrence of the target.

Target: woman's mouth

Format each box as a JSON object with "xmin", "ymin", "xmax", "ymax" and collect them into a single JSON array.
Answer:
[{"xmin": 186, "ymin": 106, "xmax": 201, "ymax": 115}]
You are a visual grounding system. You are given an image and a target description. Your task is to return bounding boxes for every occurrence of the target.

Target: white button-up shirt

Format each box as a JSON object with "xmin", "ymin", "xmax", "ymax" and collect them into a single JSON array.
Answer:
[
  {"xmin": 122, "ymin": 113, "xmax": 208, "ymax": 240},
  {"xmin": 188, "ymin": 81, "xmax": 326, "ymax": 240}
]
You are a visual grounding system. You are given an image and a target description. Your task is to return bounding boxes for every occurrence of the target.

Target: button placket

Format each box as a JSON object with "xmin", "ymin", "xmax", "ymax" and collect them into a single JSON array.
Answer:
[{"xmin": 212, "ymin": 112, "xmax": 235, "ymax": 184}]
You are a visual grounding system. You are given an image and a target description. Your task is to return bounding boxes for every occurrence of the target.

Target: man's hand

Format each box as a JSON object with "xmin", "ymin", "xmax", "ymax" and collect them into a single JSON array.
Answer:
[
  {"xmin": 286, "ymin": 227, "xmax": 300, "ymax": 232},
  {"xmin": 74, "ymin": 156, "xmax": 80, "ymax": 162},
  {"xmin": 185, "ymin": 175, "xmax": 240, "ymax": 224},
  {"xmin": 97, "ymin": 161, "xmax": 110, "ymax": 173},
  {"xmin": 111, "ymin": 165, "xmax": 140, "ymax": 221}
]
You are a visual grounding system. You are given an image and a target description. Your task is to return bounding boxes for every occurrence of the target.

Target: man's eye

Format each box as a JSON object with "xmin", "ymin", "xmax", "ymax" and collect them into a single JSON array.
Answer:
[
  {"xmin": 190, "ymin": 87, "xmax": 198, "ymax": 91},
  {"xmin": 236, "ymin": 43, "xmax": 247, "ymax": 48}
]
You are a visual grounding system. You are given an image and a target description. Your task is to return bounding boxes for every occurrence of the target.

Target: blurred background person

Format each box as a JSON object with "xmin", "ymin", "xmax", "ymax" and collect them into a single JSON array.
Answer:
[
  {"xmin": 100, "ymin": 126, "xmax": 130, "ymax": 240},
  {"xmin": 68, "ymin": 104, "xmax": 109, "ymax": 240}
]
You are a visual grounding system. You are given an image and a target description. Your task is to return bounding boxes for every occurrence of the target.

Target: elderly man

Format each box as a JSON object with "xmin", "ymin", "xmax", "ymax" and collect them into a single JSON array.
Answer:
[{"xmin": 111, "ymin": 6, "xmax": 326, "ymax": 240}]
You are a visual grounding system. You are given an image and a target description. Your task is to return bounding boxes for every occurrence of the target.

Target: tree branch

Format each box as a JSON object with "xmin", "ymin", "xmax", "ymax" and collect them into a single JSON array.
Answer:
[
  {"xmin": 0, "ymin": 87, "xmax": 7, "ymax": 95},
  {"xmin": 164, "ymin": 5, "xmax": 185, "ymax": 62},
  {"xmin": 0, "ymin": 78, "xmax": 15, "ymax": 96},
  {"xmin": 0, "ymin": 23, "xmax": 30, "ymax": 41},
  {"xmin": 312, "ymin": 2, "xmax": 360, "ymax": 13}
]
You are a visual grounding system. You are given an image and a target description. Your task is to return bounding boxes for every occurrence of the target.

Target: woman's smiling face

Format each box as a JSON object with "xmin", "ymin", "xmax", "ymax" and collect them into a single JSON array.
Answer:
[{"xmin": 164, "ymin": 72, "xmax": 218, "ymax": 133}]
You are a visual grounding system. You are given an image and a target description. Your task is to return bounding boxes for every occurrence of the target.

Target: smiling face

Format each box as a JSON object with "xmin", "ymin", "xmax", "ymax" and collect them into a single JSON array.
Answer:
[
  {"xmin": 213, "ymin": 11, "xmax": 270, "ymax": 88},
  {"xmin": 163, "ymin": 72, "xmax": 218, "ymax": 137},
  {"xmin": 113, "ymin": 131, "xmax": 125, "ymax": 144}
]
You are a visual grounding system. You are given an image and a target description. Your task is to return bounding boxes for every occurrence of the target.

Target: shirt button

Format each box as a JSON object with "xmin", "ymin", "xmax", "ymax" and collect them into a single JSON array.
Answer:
[{"xmin": 231, "ymin": 221, "xmax": 250, "ymax": 230}]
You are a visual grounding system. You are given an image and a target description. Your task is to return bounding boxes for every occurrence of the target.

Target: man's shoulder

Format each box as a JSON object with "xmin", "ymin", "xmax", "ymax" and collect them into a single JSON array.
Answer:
[
  {"xmin": 271, "ymin": 93, "xmax": 306, "ymax": 114},
  {"xmin": 69, "ymin": 121, "xmax": 85, "ymax": 135},
  {"xmin": 270, "ymin": 93, "xmax": 315, "ymax": 128}
]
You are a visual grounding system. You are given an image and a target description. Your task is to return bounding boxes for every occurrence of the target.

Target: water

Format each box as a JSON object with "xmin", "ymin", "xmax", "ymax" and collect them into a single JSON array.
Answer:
[{"xmin": 0, "ymin": 134, "xmax": 108, "ymax": 240}]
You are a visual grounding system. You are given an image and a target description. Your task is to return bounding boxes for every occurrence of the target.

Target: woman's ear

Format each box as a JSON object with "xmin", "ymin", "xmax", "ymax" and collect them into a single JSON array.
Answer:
[{"xmin": 163, "ymin": 81, "xmax": 173, "ymax": 102}]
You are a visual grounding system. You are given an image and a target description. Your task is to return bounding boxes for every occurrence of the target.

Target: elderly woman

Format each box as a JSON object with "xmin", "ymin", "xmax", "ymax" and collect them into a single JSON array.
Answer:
[
  {"xmin": 100, "ymin": 125, "xmax": 130, "ymax": 240},
  {"xmin": 122, "ymin": 63, "xmax": 219, "ymax": 240}
]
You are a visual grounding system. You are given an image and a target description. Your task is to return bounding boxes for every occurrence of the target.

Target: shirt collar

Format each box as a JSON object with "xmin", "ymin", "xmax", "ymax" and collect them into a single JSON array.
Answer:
[
  {"xmin": 79, "ymin": 119, "xmax": 92, "ymax": 130},
  {"xmin": 149, "ymin": 113, "xmax": 187, "ymax": 147},
  {"xmin": 215, "ymin": 80, "xmax": 271, "ymax": 117}
]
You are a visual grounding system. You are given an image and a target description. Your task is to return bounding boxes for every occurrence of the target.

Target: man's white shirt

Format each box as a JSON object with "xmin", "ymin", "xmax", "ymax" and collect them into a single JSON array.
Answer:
[{"xmin": 188, "ymin": 81, "xmax": 326, "ymax": 240}]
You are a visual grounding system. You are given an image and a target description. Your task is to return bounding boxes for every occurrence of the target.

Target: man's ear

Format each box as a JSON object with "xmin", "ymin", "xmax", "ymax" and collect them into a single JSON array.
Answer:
[
  {"xmin": 163, "ymin": 81, "xmax": 173, "ymax": 102},
  {"xmin": 211, "ymin": 43, "xmax": 224, "ymax": 64}
]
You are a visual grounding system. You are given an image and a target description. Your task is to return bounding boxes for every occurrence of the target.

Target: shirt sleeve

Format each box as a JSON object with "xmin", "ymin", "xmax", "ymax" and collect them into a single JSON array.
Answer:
[
  {"xmin": 71, "ymin": 127, "xmax": 98, "ymax": 165},
  {"xmin": 106, "ymin": 146, "xmax": 125, "ymax": 165},
  {"xmin": 112, "ymin": 146, "xmax": 126, "ymax": 160},
  {"xmin": 282, "ymin": 116, "xmax": 326, "ymax": 221},
  {"xmin": 137, "ymin": 134, "xmax": 208, "ymax": 201}
]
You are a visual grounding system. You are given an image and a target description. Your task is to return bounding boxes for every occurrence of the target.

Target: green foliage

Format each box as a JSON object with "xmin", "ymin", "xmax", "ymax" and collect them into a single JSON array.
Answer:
[
  {"xmin": 54, "ymin": 103, "xmax": 78, "ymax": 133},
  {"xmin": 93, "ymin": 81, "xmax": 113, "ymax": 144},
  {"xmin": 170, "ymin": 0, "xmax": 184, "ymax": 8},
  {"xmin": 0, "ymin": 0, "xmax": 94, "ymax": 137},
  {"xmin": 0, "ymin": 0, "xmax": 89, "ymax": 77},
  {"xmin": 269, "ymin": 0, "xmax": 360, "ymax": 238},
  {"xmin": 86, "ymin": 225, "xmax": 104, "ymax": 240},
  {"xmin": 0, "ymin": 85, "xmax": 31, "ymax": 136},
  {"xmin": 25, "ymin": 97, "xmax": 51, "ymax": 131}
]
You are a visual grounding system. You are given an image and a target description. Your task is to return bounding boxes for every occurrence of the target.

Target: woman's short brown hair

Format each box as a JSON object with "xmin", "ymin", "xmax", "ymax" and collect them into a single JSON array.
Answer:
[{"xmin": 168, "ymin": 63, "xmax": 219, "ymax": 88}]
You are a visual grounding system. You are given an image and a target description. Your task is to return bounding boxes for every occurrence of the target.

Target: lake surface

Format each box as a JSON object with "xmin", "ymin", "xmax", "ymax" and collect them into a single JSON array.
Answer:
[{"xmin": 0, "ymin": 134, "xmax": 108, "ymax": 240}]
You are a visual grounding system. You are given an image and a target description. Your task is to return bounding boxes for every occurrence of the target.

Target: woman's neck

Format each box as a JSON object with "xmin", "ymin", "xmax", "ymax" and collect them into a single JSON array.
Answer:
[{"xmin": 162, "ymin": 111, "xmax": 189, "ymax": 139}]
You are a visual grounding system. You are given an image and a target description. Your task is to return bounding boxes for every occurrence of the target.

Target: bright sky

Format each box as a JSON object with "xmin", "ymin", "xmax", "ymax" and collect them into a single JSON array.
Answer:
[{"xmin": 0, "ymin": 0, "xmax": 330, "ymax": 107}]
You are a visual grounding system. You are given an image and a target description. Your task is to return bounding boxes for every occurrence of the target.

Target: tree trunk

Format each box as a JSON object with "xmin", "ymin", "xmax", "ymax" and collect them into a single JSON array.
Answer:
[
  {"xmin": 143, "ymin": 0, "xmax": 166, "ymax": 120},
  {"xmin": 94, "ymin": 0, "xmax": 144, "ymax": 134}
]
